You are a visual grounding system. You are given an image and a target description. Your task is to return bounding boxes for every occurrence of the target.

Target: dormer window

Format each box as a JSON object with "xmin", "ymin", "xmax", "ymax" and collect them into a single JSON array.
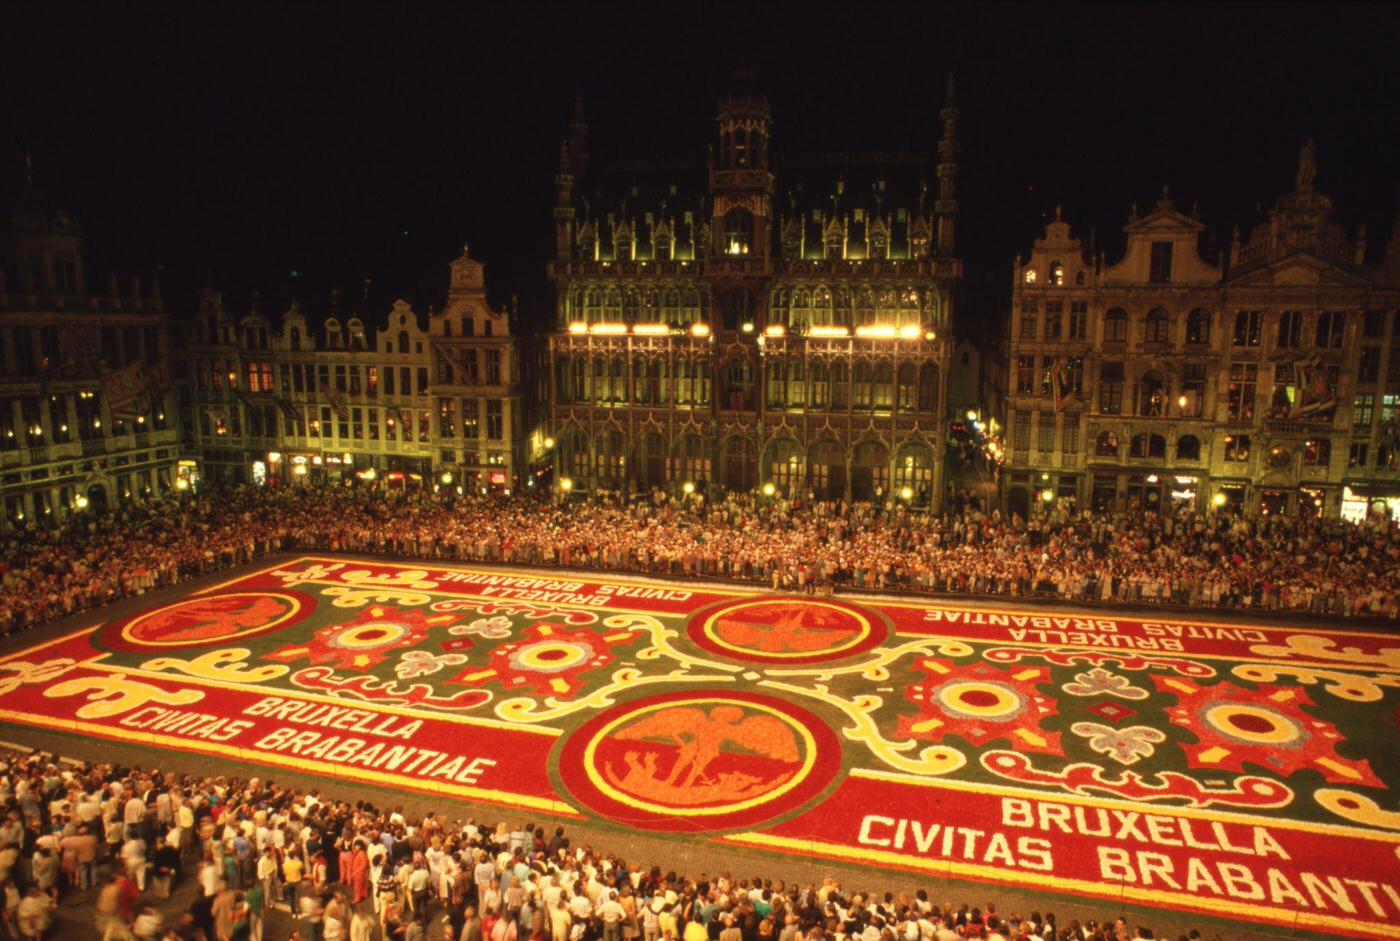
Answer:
[{"xmin": 1049, "ymin": 260, "xmax": 1064, "ymax": 286}]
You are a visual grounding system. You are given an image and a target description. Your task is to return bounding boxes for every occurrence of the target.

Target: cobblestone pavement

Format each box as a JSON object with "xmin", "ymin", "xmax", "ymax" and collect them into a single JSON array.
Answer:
[{"xmin": 2, "ymin": 553, "xmax": 1367, "ymax": 941}]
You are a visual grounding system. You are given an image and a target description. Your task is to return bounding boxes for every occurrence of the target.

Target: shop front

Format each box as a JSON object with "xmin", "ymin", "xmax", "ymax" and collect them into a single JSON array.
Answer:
[{"xmin": 1340, "ymin": 483, "xmax": 1400, "ymax": 523}]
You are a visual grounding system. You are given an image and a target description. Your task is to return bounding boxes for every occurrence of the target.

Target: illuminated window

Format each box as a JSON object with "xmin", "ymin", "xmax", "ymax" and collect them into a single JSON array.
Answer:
[
  {"xmin": 1023, "ymin": 268, "xmax": 1037, "ymax": 284},
  {"xmin": 723, "ymin": 209, "xmax": 753, "ymax": 255},
  {"xmin": 1303, "ymin": 438, "xmax": 1331, "ymax": 467},
  {"xmin": 1049, "ymin": 260, "xmax": 1064, "ymax": 286},
  {"xmin": 1224, "ymin": 434, "xmax": 1251, "ymax": 462}
]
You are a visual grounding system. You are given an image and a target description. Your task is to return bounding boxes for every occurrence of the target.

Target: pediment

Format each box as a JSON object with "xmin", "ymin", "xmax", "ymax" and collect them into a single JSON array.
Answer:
[
  {"xmin": 1228, "ymin": 253, "xmax": 1367, "ymax": 288},
  {"xmin": 1125, "ymin": 206, "xmax": 1205, "ymax": 234}
]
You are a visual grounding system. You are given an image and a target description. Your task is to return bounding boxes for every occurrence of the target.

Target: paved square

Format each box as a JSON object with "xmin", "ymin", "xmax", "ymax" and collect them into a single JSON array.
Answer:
[{"xmin": 2, "ymin": 558, "xmax": 1397, "ymax": 938}]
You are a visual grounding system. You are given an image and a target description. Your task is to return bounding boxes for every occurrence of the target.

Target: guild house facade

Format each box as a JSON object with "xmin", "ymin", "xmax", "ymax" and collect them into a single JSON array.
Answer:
[
  {"xmin": 545, "ymin": 82, "xmax": 960, "ymax": 508},
  {"xmin": 183, "ymin": 247, "xmax": 526, "ymax": 494},
  {"xmin": 1004, "ymin": 143, "xmax": 1400, "ymax": 521},
  {"xmin": 0, "ymin": 177, "xmax": 179, "ymax": 528}
]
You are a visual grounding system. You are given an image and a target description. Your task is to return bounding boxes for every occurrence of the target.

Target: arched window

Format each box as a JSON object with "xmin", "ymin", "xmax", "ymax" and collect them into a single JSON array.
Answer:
[
  {"xmin": 1024, "ymin": 269, "xmax": 1037, "ymax": 284},
  {"xmin": 623, "ymin": 290, "xmax": 640, "ymax": 324},
  {"xmin": 1049, "ymin": 260, "xmax": 1064, "ymax": 286},
  {"xmin": 1075, "ymin": 270, "xmax": 1086, "ymax": 285},
  {"xmin": 812, "ymin": 287, "xmax": 833, "ymax": 326},
  {"xmin": 853, "ymin": 362, "xmax": 873, "ymax": 410},
  {"xmin": 1145, "ymin": 308, "xmax": 1170, "ymax": 344},
  {"xmin": 854, "ymin": 289, "xmax": 874, "ymax": 327},
  {"xmin": 832, "ymin": 287, "xmax": 851, "ymax": 326},
  {"xmin": 661, "ymin": 290, "xmax": 681, "ymax": 326},
  {"xmin": 1186, "ymin": 308, "xmax": 1212, "ymax": 345},
  {"xmin": 917, "ymin": 363, "xmax": 938, "ymax": 413},
  {"xmin": 790, "ymin": 289, "xmax": 810, "ymax": 330},
  {"xmin": 896, "ymin": 364, "xmax": 917, "ymax": 412},
  {"xmin": 398, "ymin": 331, "xmax": 409, "ymax": 355},
  {"xmin": 809, "ymin": 360, "xmax": 830, "ymax": 408},
  {"xmin": 1176, "ymin": 435, "xmax": 1201, "ymax": 461},
  {"xmin": 767, "ymin": 437, "xmax": 802, "ymax": 492},
  {"xmin": 900, "ymin": 289, "xmax": 920, "ymax": 326},
  {"xmin": 873, "ymin": 363, "xmax": 893, "ymax": 411},
  {"xmin": 560, "ymin": 428, "xmax": 590, "ymax": 480},
  {"xmin": 723, "ymin": 208, "xmax": 753, "ymax": 255},
  {"xmin": 289, "ymin": 327, "xmax": 301, "ymax": 351},
  {"xmin": 1095, "ymin": 431, "xmax": 1119, "ymax": 457},
  {"xmin": 1103, "ymin": 307, "xmax": 1128, "ymax": 343}
]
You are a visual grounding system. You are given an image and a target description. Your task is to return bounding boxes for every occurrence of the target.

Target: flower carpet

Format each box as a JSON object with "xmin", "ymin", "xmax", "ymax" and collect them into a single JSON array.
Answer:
[{"xmin": 1, "ymin": 558, "xmax": 1398, "ymax": 938}]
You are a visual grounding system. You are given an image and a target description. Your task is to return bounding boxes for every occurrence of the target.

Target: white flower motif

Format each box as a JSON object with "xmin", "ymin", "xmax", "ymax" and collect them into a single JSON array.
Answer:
[
  {"xmin": 1062, "ymin": 667, "xmax": 1148, "ymax": 700},
  {"xmin": 1070, "ymin": 721, "xmax": 1165, "ymax": 765},
  {"xmin": 394, "ymin": 650, "xmax": 469, "ymax": 680},
  {"xmin": 448, "ymin": 616, "xmax": 513, "ymax": 639}
]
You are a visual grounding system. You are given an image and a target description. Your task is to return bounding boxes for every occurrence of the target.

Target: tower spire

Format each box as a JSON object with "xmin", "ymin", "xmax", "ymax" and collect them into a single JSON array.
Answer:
[
  {"xmin": 569, "ymin": 90, "xmax": 589, "ymax": 180},
  {"xmin": 935, "ymin": 73, "xmax": 959, "ymax": 255}
]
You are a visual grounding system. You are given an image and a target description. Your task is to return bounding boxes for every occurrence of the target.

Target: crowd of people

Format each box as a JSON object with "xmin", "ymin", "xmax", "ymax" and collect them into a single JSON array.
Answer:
[
  {"xmin": 0, "ymin": 745, "xmax": 1215, "ymax": 941},
  {"xmin": 2, "ymin": 483, "xmax": 1399, "ymax": 635}
]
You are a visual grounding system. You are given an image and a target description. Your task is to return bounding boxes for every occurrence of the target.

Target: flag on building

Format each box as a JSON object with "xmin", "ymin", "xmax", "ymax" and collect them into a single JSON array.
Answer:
[
  {"xmin": 1291, "ymin": 354, "xmax": 1336, "ymax": 417},
  {"xmin": 324, "ymin": 387, "xmax": 351, "ymax": 421},
  {"xmin": 274, "ymin": 397, "xmax": 301, "ymax": 423},
  {"xmin": 102, "ymin": 362, "xmax": 148, "ymax": 420},
  {"xmin": 204, "ymin": 407, "xmax": 228, "ymax": 434},
  {"xmin": 1051, "ymin": 358, "xmax": 1076, "ymax": 412}
]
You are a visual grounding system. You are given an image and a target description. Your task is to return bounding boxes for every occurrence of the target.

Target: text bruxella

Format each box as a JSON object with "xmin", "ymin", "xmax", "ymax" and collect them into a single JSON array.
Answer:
[
  {"xmin": 117, "ymin": 696, "xmax": 498, "ymax": 787},
  {"xmin": 856, "ymin": 798, "xmax": 1400, "ymax": 918}
]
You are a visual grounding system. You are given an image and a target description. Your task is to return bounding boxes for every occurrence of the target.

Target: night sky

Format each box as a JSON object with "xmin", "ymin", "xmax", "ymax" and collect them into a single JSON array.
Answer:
[{"xmin": 6, "ymin": 4, "xmax": 1397, "ymax": 340}]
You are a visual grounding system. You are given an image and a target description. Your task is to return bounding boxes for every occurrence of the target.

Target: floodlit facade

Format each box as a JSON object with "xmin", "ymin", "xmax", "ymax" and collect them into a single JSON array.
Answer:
[
  {"xmin": 545, "ymin": 83, "xmax": 960, "ymax": 507},
  {"xmin": 0, "ymin": 181, "xmax": 178, "ymax": 528},
  {"xmin": 183, "ymin": 247, "xmax": 525, "ymax": 493},
  {"xmin": 1004, "ymin": 144, "xmax": 1400, "ymax": 520}
]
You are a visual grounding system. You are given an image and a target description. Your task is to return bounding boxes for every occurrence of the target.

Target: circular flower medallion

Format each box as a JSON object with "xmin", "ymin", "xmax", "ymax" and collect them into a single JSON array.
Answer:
[
  {"xmin": 1202, "ymin": 703, "xmax": 1306, "ymax": 749},
  {"xmin": 108, "ymin": 592, "xmax": 305, "ymax": 650},
  {"xmin": 557, "ymin": 690, "xmax": 840, "ymax": 832},
  {"xmin": 686, "ymin": 597, "xmax": 888, "ymax": 664}
]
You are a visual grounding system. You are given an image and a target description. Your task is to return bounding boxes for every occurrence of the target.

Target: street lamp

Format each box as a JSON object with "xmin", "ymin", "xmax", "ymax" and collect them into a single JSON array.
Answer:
[
  {"xmin": 75, "ymin": 496, "xmax": 89, "ymax": 509},
  {"xmin": 966, "ymin": 409, "xmax": 978, "ymax": 421},
  {"xmin": 899, "ymin": 486, "xmax": 914, "ymax": 502},
  {"xmin": 175, "ymin": 478, "xmax": 189, "ymax": 492},
  {"xmin": 441, "ymin": 471, "xmax": 454, "ymax": 485},
  {"xmin": 560, "ymin": 477, "xmax": 573, "ymax": 492},
  {"xmin": 682, "ymin": 481, "xmax": 695, "ymax": 495},
  {"xmin": 1040, "ymin": 488, "xmax": 1055, "ymax": 504},
  {"xmin": 1212, "ymin": 492, "xmax": 1227, "ymax": 508},
  {"xmin": 544, "ymin": 437, "xmax": 555, "ymax": 450},
  {"xmin": 761, "ymin": 482, "xmax": 775, "ymax": 497}
]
